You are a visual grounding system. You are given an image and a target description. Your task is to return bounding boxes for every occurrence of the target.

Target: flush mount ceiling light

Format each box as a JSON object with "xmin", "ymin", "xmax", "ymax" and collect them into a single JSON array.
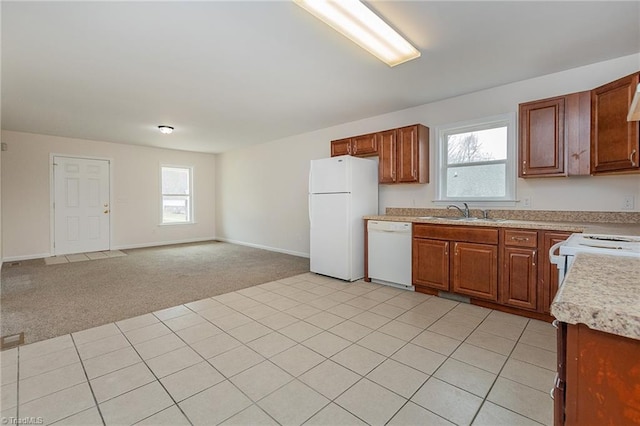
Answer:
[
  {"xmin": 294, "ymin": 0, "xmax": 420, "ymax": 67},
  {"xmin": 158, "ymin": 125, "xmax": 174, "ymax": 134}
]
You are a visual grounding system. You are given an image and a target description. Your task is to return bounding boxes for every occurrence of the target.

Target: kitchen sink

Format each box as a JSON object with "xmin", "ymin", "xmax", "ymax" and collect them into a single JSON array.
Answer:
[{"xmin": 416, "ymin": 216, "xmax": 507, "ymax": 222}]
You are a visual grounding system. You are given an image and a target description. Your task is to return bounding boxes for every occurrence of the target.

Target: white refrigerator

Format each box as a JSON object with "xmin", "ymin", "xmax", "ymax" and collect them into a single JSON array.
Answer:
[{"xmin": 309, "ymin": 155, "xmax": 378, "ymax": 281}]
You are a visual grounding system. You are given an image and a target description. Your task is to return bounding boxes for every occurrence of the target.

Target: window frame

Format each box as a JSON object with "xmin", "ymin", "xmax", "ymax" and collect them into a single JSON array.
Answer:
[
  {"xmin": 435, "ymin": 113, "xmax": 517, "ymax": 204},
  {"xmin": 159, "ymin": 164, "xmax": 194, "ymax": 225}
]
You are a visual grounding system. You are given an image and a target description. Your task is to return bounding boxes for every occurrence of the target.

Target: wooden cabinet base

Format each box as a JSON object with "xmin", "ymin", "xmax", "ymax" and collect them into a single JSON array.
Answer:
[
  {"xmin": 563, "ymin": 324, "xmax": 640, "ymax": 426},
  {"xmin": 413, "ymin": 286, "xmax": 553, "ymax": 322}
]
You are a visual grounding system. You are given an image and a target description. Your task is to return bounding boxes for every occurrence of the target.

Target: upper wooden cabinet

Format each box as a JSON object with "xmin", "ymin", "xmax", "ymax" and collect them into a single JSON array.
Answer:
[
  {"xmin": 377, "ymin": 124, "xmax": 429, "ymax": 184},
  {"xmin": 330, "ymin": 133, "xmax": 377, "ymax": 157},
  {"xmin": 519, "ymin": 91, "xmax": 590, "ymax": 177},
  {"xmin": 591, "ymin": 72, "xmax": 640, "ymax": 174},
  {"xmin": 331, "ymin": 124, "xmax": 429, "ymax": 184}
]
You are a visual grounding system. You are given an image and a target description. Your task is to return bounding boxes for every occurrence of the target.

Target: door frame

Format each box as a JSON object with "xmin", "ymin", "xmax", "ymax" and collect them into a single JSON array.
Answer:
[{"xmin": 49, "ymin": 153, "xmax": 114, "ymax": 256}]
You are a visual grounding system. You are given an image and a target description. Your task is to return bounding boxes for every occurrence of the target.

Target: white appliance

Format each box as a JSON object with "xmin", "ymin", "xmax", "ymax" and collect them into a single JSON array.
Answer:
[
  {"xmin": 367, "ymin": 221, "xmax": 413, "ymax": 290},
  {"xmin": 549, "ymin": 233, "xmax": 640, "ymax": 284},
  {"xmin": 309, "ymin": 156, "xmax": 378, "ymax": 281}
]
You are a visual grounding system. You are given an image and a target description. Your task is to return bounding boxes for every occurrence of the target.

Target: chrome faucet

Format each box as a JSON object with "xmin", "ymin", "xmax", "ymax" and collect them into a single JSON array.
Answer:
[{"xmin": 447, "ymin": 202, "xmax": 470, "ymax": 218}]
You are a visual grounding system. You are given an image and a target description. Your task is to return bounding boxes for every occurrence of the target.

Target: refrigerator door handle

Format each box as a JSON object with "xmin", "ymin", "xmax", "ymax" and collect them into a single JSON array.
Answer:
[{"xmin": 308, "ymin": 194, "xmax": 312, "ymax": 224}]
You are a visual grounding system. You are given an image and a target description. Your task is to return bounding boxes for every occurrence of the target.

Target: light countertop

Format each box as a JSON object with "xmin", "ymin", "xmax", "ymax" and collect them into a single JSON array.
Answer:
[
  {"xmin": 551, "ymin": 253, "xmax": 640, "ymax": 340},
  {"xmin": 363, "ymin": 215, "xmax": 640, "ymax": 236}
]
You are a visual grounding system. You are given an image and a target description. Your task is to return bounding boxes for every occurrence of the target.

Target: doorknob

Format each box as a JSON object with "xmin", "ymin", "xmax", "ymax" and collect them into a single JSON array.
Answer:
[
  {"xmin": 104, "ymin": 203, "xmax": 109, "ymax": 207},
  {"xmin": 104, "ymin": 210, "xmax": 109, "ymax": 214}
]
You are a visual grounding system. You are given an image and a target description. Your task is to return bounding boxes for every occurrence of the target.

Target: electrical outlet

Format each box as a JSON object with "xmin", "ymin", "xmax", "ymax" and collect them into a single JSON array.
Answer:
[
  {"xmin": 522, "ymin": 197, "xmax": 531, "ymax": 208},
  {"xmin": 622, "ymin": 196, "xmax": 635, "ymax": 210}
]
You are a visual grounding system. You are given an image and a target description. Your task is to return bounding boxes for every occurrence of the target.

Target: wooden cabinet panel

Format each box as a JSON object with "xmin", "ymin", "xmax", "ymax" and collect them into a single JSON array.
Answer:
[
  {"xmin": 413, "ymin": 224, "xmax": 498, "ymax": 244},
  {"xmin": 566, "ymin": 91, "xmax": 591, "ymax": 176},
  {"xmin": 591, "ymin": 72, "xmax": 640, "ymax": 174},
  {"xmin": 412, "ymin": 238, "xmax": 449, "ymax": 291},
  {"xmin": 504, "ymin": 229, "xmax": 538, "ymax": 248},
  {"xmin": 397, "ymin": 125, "xmax": 420, "ymax": 182},
  {"xmin": 331, "ymin": 138, "xmax": 351, "ymax": 157},
  {"xmin": 519, "ymin": 91, "xmax": 591, "ymax": 178},
  {"xmin": 330, "ymin": 124, "xmax": 428, "ymax": 184},
  {"xmin": 502, "ymin": 247, "xmax": 537, "ymax": 310},
  {"xmin": 542, "ymin": 232, "xmax": 572, "ymax": 315},
  {"xmin": 352, "ymin": 133, "xmax": 378, "ymax": 157},
  {"xmin": 378, "ymin": 130, "xmax": 396, "ymax": 183},
  {"xmin": 452, "ymin": 242, "xmax": 498, "ymax": 301},
  {"xmin": 564, "ymin": 324, "xmax": 640, "ymax": 426},
  {"xmin": 520, "ymin": 96, "xmax": 565, "ymax": 176}
]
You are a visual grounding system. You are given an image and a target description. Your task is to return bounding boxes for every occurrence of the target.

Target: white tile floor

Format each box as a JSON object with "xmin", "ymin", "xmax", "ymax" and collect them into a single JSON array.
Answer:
[
  {"xmin": 43, "ymin": 250, "xmax": 127, "ymax": 265},
  {"xmin": 0, "ymin": 273, "xmax": 556, "ymax": 425}
]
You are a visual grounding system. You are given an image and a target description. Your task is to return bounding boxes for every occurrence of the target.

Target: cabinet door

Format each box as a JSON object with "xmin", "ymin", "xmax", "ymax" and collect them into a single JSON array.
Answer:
[
  {"xmin": 397, "ymin": 125, "xmax": 420, "ymax": 183},
  {"xmin": 591, "ymin": 72, "xmax": 640, "ymax": 174},
  {"xmin": 331, "ymin": 138, "xmax": 351, "ymax": 157},
  {"xmin": 519, "ymin": 96, "xmax": 566, "ymax": 177},
  {"xmin": 542, "ymin": 232, "xmax": 572, "ymax": 314},
  {"xmin": 352, "ymin": 133, "xmax": 378, "ymax": 157},
  {"xmin": 502, "ymin": 247, "xmax": 538, "ymax": 310},
  {"xmin": 452, "ymin": 242, "xmax": 498, "ymax": 301},
  {"xmin": 378, "ymin": 130, "xmax": 397, "ymax": 183},
  {"xmin": 412, "ymin": 238, "xmax": 449, "ymax": 291},
  {"xmin": 566, "ymin": 91, "xmax": 591, "ymax": 176}
]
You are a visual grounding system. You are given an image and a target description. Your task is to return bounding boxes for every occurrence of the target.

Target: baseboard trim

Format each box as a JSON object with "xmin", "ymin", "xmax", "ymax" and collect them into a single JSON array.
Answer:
[
  {"xmin": 112, "ymin": 237, "xmax": 217, "ymax": 251},
  {"xmin": 1, "ymin": 237, "xmax": 308, "ymax": 262},
  {"xmin": 2, "ymin": 252, "xmax": 52, "ymax": 262},
  {"xmin": 215, "ymin": 237, "xmax": 309, "ymax": 259}
]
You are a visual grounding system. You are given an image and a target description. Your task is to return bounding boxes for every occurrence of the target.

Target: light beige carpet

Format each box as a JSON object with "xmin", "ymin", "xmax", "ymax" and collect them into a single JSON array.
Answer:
[{"xmin": 1, "ymin": 241, "xmax": 309, "ymax": 344}]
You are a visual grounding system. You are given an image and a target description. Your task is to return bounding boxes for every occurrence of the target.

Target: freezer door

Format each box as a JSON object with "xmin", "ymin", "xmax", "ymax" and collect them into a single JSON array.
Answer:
[
  {"xmin": 310, "ymin": 193, "xmax": 350, "ymax": 280},
  {"xmin": 310, "ymin": 156, "xmax": 351, "ymax": 194}
]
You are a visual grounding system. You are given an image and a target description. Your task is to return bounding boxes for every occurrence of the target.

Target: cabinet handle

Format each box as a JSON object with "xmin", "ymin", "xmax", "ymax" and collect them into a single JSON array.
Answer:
[
  {"xmin": 631, "ymin": 149, "xmax": 637, "ymax": 167},
  {"xmin": 522, "ymin": 160, "xmax": 527, "ymax": 174},
  {"xmin": 445, "ymin": 242, "xmax": 449, "ymax": 256},
  {"xmin": 353, "ymin": 144, "xmax": 358, "ymax": 154},
  {"xmin": 532, "ymin": 251, "xmax": 536, "ymax": 266},
  {"xmin": 347, "ymin": 144, "xmax": 351, "ymax": 155},
  {"xmin": 552, "ymin": 319, "xmax": 560, "ymax": 329},
  {"xmin": 511, "ymin": 236, "xmax": 529, "ymax": 242},
  {"xmin": 454, "ymin": 242, "xmax": 458, "ymax": 256}
]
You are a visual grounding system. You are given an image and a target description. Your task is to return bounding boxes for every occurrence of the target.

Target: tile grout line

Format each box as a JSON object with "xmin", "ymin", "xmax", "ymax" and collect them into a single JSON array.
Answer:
[
  {"xmin": 114, "ymin": 320, "xmax": 195, "ymax": 426},
  {"xmin": 69, "ymin": 333, "xmax": 106, "ymax": 426},
  {"xmin": 467, "ymin": 317, "xmax": 549, "ymax": 426}
]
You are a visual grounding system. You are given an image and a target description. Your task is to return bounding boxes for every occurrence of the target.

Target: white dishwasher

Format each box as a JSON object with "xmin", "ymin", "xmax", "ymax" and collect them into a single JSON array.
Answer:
[{"xmin": 367, "ymin": 221, "xmax": 413, "ymax": 290}]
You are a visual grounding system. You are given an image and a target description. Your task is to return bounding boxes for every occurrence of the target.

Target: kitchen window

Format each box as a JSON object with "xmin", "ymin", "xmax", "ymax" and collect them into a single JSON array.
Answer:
[
  {"xmin": 436, "ymin": 113, "xmax": 516, "ymax": 202},
  {"xmin": 160, "ymin": 165, "xmax": 193, "ymax": 224}
]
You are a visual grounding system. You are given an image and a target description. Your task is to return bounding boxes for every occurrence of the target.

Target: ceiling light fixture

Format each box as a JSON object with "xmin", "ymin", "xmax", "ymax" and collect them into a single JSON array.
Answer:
[
  {"xmin": 293, "ymin": 0, "xmax": 420, "ymax": 67},
  {"xmin": 158, "ymin": 125, "xmax": 174, "ymax": 134}
]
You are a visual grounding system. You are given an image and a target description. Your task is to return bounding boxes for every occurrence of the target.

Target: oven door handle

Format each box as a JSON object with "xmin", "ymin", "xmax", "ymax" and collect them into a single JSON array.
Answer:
[{"xmin": 549, "ymin": 241, "xmax": 565, "ymax": 266}]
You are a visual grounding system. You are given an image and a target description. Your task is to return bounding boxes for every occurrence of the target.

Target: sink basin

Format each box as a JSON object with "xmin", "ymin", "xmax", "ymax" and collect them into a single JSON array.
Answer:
[{"xmin": 416, "ymin": 216, "xmax": 507, "ymax": 223}]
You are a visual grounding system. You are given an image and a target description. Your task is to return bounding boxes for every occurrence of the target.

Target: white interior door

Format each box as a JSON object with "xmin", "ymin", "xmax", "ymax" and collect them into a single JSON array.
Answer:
[{"xmin": 54, "ymin": 156, "xmax": 110, "ymax": 255}]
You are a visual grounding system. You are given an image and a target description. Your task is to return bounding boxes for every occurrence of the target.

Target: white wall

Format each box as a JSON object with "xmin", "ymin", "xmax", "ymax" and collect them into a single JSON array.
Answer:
[
  {"xmin": 216, "ymin": 54, "xmax": 640, "ymax": 257},
  {"xmin": 1, "ymin": 131, "xmax": 216, "ymax": 260}
]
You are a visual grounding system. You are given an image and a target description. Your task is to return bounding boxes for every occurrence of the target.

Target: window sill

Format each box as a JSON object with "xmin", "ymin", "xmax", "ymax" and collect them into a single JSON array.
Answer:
[
  {"xmin": 159, "ymin": 221, "xmax": 197, "ymax": 226},
  {"xmin": 433, "ymin": 200, "xmax": 518, "ymax": 208}
]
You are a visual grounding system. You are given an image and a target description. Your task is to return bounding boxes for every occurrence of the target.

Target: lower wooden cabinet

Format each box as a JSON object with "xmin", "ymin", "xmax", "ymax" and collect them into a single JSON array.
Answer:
[
  {"xmin": 412, "ymin": 238, "xmax": 449, "ymax": 290},
  {"xmin": 412, "ymin": 224, "xmax": 498, "ymax": 302},
  {"xmin": 557, "ymin": 323, "xmax": 640, "ymax": 425},
  {"xmin": 452, "ymin": 242, "xmax": 498, "ymax": 301},
  {"xmin": 542, "ymin": 231, "xmax": 572, "ymax": 314},
  {"xmin": 501, "ymin": 229, "xmax": 538, "ymax": 311}
]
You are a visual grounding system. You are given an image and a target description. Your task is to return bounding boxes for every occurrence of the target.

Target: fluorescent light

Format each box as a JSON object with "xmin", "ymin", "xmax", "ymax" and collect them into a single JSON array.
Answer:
[
  {"xmin": 294, "ymin": 0, "xmax": 420, "ymax": 67},
  {"xmin": 628, "ymin": 83, "xmax": 640, "ymax": 121},
  {"xmin": 158, "ymin": 125, "xmax": 174, "ymax": 134}
]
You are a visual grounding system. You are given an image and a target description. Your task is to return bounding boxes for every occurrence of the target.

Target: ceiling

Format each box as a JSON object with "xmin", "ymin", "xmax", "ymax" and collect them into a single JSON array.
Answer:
[{"xmin": 2, "ymin": 1, "xmax": 639, "ymax": 154}]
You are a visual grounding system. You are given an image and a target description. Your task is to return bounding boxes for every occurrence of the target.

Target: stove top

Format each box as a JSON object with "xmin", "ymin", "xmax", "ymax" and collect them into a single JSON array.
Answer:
[{"xmin": 560, "ymin": 233, "xmax": 640, "ymax": 257}]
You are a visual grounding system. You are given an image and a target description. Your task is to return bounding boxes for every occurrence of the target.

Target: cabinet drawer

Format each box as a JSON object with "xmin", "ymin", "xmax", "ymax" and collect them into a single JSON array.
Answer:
[
  {"xmin": 413, "ymin": 224, "xmax": 498, "ymax": 244},
  {"xmin": 504, "ymin": 230, "xmax": 538, "ymax": 247}
]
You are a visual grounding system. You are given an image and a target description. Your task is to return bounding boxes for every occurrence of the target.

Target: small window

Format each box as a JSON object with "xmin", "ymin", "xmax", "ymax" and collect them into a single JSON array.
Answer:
[
  {"xmin": 436, "ymin": 113, "xmax": 516, "ymax": 202},
  {"xmin": 161, "ymin": 166, "xmax": 192, "ymax": 224}
]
